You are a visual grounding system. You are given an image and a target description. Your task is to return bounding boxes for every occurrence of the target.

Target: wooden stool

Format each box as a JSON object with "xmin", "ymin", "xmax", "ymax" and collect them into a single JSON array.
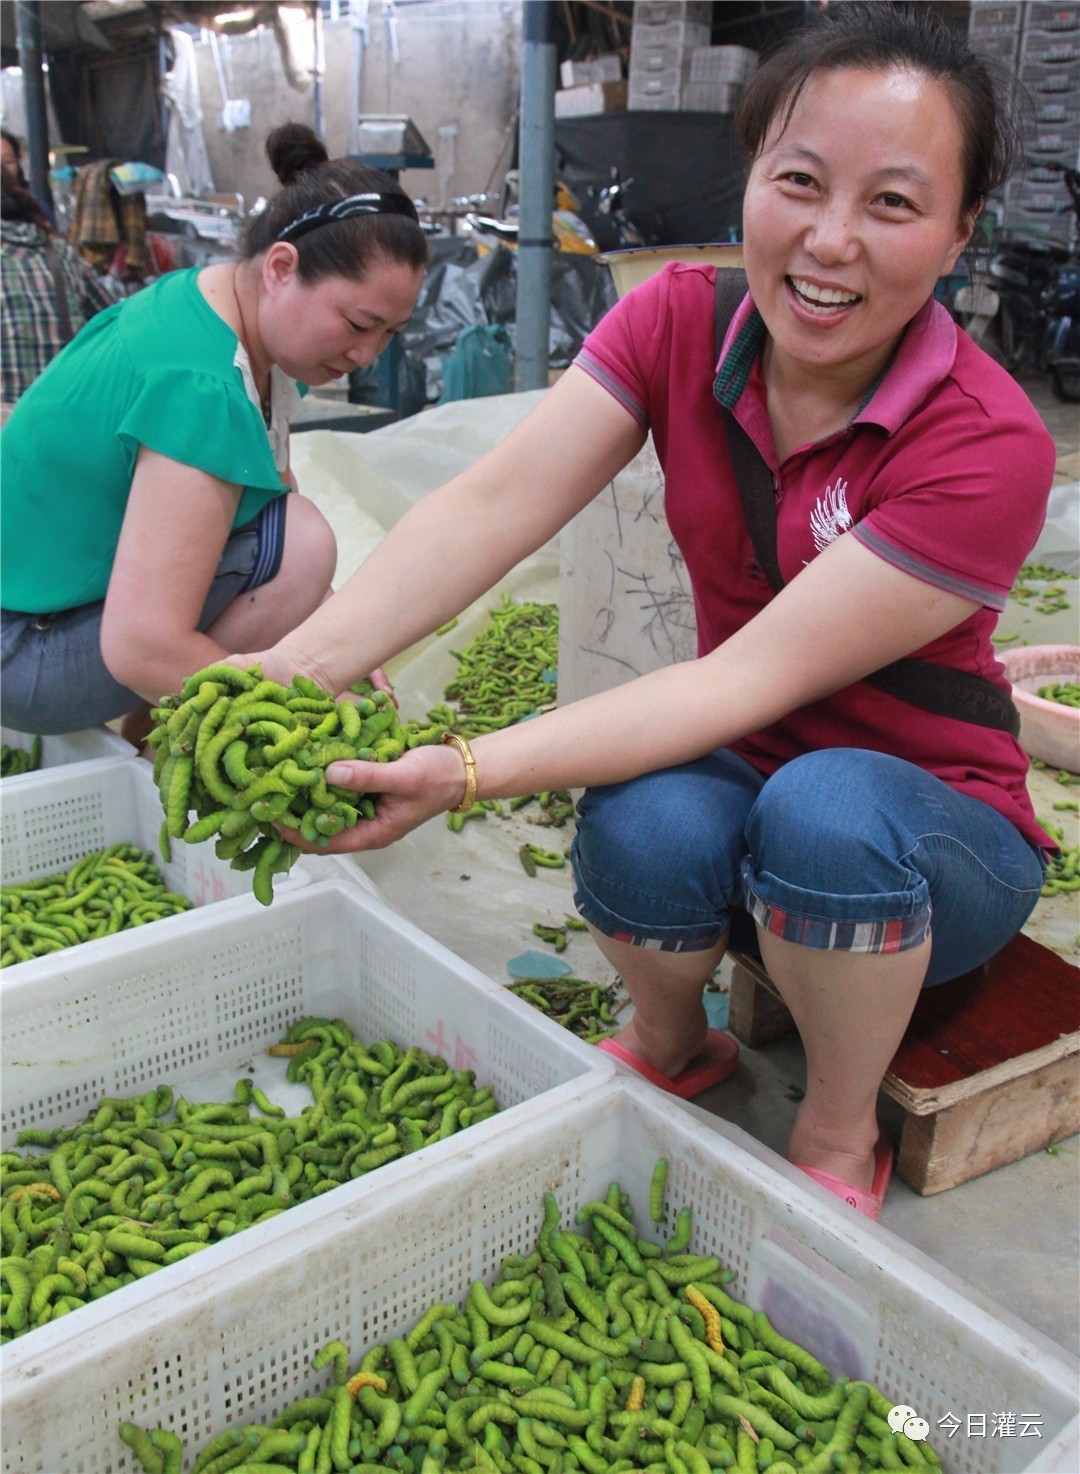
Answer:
[{"xmin": 727, "ymin": 932, "xmax": 1080, "ymax": 1195}]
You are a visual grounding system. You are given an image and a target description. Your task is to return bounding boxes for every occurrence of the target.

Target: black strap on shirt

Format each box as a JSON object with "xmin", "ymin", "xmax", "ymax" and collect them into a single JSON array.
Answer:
[
  {"xmin": 42, "ymin": 240, "xmax": 75, "ymax": 345},
  {"xmin": 712, "ymin": 268, "xmax": 1020, "ymax": 735}
]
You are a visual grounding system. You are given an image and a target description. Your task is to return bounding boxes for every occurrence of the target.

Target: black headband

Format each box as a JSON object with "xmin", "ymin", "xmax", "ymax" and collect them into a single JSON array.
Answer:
[{"xmin": 276, "ymin": 191, "xmax": 418, "ymax": 244}]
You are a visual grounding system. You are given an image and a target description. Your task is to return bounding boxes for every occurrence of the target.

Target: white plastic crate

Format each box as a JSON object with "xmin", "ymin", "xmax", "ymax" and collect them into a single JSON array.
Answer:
[
  {"xmin": 628, "ymin": 73, "xmax": 684, "ymax": 110},
  {"xmin": 1027, "ymin": 2, "xmax": 1080, "ymax": 31},
  {"xmin": 0, "ymin": 758, "xmax": 313, "ymax": 964},
  {"xmin": 1019, "ymin": 58, "xmax": 1080, "ymax": 92},
  {"xmin": 633, "ymin": 0, "xmax": 711, "ymax": 28},
  {"xmin": 560, "ymin": 53, "xmax": 622, "ymax": 87},
  {"xmin": 967, "ymin": 0, "xmax": 1023, "ymax": 29},
  {"xmin": 1021, "ymin": 35, "xmax": 1080, "ymax": 65},
  {"xmin": 1024, "ymin": 130, "xmax": 1080, "ymax": 162},
  {"xmin": 2, "ymin": 1073, "xmax": 1076, "ymax": 1474},
  {"xmin": 630, "ymin": 17, "xmax": 711, "ymax": 55},
  {"xmin": 0, "ymin": 877, "xmax": 606, "ymax": 1145},
  {"xmin": 0, "ymin": 722, "xmax": 134, "ymax": 780},
  {"xmin": 1033, "ymin": 100, "xmax": 1074, "ymax": 124},
  {"xmin": 0, "ymin": 879, "xmax": 614, "ymax": 1460},
  {"xmin": 630, "ymin": 39, "xmax": 696, "ymax": 76},
  {"xmin": 684, "ymin": 78, "xmax": 745, "ymax": 113},
  {"xmin": 689, "ymin": 44, "xmax": 758, "ymax": 83},
  {"xmin": 971, "ymin": 29, "xmax": 1020, "ymax": 62}
]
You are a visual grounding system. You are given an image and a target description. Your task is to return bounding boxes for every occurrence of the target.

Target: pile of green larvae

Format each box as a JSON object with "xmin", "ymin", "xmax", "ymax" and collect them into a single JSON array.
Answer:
[
  {"xmin": 1039, "ymin": 819, "xmax": 1080, "ymax": 897},
  {"xmin": 148, "ymin": 665, "xmax": 447, "ymax": 904},
  {"xmin": 0, "ymin": 1016, "xmax": 498, "ymax": 1343},
  {"xmin": 117, "ymin": 1159, "xmax": 944, "ymax": 1473},
  {"xmin": 1, "ymin": 842, "xmax": 192, "ymax": 968},
  {"xmin": 0, "ymin": 735, "xmax": 41, "ymax": 777},
  {"xmin": 429, "ymin": 598, "xmax": 559, "ymax": 742},
  {"xmin": 431, "ymin": 601, "xmax": 568, "ymax": 836},
  {"xmin": 508, "ymin": 974, "xmax": 619, "ymax": 1045},
  {"xmin": 1036, "ymin": 681, "xmax": 1080, "ymax": 708}
]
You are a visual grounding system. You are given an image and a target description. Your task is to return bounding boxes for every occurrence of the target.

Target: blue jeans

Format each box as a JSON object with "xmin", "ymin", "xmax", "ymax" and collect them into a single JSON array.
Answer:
[
  {"xmin": 0, "ymin": 499, "xmax": 287, "ymax": 734},
  {"xmin": 570, "ymin": 748, "xmax": 1046, "ymax": 987}
]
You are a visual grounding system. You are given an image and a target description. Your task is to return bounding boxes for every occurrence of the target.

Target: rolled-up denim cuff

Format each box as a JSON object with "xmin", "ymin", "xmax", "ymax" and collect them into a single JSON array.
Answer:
[
  {"xmin": 569, "ymin": 841, "xmax": 728, "ymax": 952},
  {"xmin": 741, "ymin": 858, "xmax": 931, "ymax": 954},
  {"xmin": 570, "ymin": 880, "xmax": 726, "ymax": 952}
]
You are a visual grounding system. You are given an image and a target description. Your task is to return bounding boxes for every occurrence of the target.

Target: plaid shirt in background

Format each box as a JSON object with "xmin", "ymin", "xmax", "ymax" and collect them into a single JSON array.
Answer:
[
  {"xmin": 68, "ymin": 159, "xmax": 150, "ymax": 277},
  {"xmin": 0, "ymin": 221, "xmax": 114, "ymax": 405}
]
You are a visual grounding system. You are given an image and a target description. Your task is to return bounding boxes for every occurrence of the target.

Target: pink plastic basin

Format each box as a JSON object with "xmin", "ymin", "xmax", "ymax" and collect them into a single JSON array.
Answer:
[{"xmin": 998, "ymin": 643, "xmax": 1080, "ymax": 771}]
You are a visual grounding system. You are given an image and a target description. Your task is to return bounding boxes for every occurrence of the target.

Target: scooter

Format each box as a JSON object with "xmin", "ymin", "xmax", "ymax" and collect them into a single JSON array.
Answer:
[
  {"xmin": 462, "ymin": 178, "xmax": 598, "ymax": 256},
  {"xmin": 592, "ymin": 167, "xmax": 646, "ymax": 249},
  {"xmin": 981, "ymin": 160, "xmax": 1080, "ymax": 401},
  {"xmin": 1038, "ymin": 161, "xmax": 1080, "ymax": 404}
]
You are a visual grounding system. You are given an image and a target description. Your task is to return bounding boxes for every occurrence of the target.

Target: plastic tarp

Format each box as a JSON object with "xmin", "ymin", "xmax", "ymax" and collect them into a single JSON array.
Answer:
[
  {"xmin": 553, "ymin": 113, "xmax": 745, "ymax": 251},
  {"xmin": 394, "ymin": 237, "xmax": 616, "ymax": 402}
]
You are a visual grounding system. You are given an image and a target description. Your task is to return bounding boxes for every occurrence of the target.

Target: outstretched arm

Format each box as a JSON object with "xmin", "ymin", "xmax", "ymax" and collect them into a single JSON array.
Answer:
[{"xmin": 286, "ymin": 533, "xmax": 979, "ymax": 851}]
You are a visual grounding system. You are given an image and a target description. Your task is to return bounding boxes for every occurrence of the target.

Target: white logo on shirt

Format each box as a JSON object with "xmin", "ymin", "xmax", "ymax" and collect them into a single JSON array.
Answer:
[{"xmin": 810, "ymin": 477, "xmax": 852, "ymax": 552}]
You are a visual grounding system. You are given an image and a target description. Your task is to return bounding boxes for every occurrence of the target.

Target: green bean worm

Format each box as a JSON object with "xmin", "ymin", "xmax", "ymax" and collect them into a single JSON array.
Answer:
[
  {"xmin": 649, "ymin": 1159, "xmax": 670, "ymax": 1225},
  {"xmin": 119, "ymin": 1422, "xmax": 166, "ymax": 1474}
]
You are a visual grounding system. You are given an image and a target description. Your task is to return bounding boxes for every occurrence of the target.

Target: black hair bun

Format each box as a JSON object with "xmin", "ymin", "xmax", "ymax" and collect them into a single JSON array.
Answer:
[{"xmin": 265, "ymin": 123, "xmax": 330, "ymax": 186}]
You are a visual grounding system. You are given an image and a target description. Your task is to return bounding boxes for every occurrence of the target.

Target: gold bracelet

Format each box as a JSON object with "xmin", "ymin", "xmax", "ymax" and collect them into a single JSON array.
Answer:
[{"xmin": 443, "ymin": 732, "xmax": 478, "ymax": 814}]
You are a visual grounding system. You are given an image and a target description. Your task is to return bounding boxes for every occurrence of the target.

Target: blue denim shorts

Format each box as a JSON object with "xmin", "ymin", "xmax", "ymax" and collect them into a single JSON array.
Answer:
[
  {"xmin": 0, "ymin": 498, "xmax": 287, "ymax": 734},
  {"xmin": 570, "ymin": 747, "xmax": 1047, "ymax": 987}
]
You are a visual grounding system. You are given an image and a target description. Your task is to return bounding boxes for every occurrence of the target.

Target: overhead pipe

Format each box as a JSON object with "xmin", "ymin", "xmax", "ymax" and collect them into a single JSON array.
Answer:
[{"xmin": 514, "ymin": 0, "xmax": 557, "ymax": 393}]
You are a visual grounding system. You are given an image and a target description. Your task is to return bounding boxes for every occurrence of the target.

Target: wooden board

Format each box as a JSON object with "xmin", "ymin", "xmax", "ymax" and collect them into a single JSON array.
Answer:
[{"xmin": 888, "ymin": 931, "xmax": 1079, "ymax": 1099}]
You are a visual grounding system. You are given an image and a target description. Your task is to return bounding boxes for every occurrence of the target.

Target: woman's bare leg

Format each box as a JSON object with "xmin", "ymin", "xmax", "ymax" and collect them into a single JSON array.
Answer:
[
  {"xmin": 757, "ymin": 930, "xmax": 930, "ymax": 1190},
  {"xmin": 587, "ymin": 925, "xmax": 729, "ymax": 1077}
]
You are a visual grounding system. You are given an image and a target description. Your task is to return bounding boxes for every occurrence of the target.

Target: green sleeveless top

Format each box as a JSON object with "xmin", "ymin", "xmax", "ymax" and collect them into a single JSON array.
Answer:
[{"xmin": 1, "ymin": 267, "xmax": 295, "ymax": 614}]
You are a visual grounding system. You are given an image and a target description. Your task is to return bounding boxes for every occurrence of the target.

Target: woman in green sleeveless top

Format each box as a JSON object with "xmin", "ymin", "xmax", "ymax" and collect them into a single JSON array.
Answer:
[{"xmin": 1, "ymin": 122, "xmax": 426, "ymax": 743}]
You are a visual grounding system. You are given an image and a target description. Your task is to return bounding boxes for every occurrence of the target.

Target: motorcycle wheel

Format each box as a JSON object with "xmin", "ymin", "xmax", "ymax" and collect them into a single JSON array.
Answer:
[
  {"xmin": 996, "ymin": 303, "xmax": 1026, "ymax": 373},
  {"xmin": 1050, "ymin": 320, "xmax": 1080, "ymax": 403},
  {"xmin": 1051, "ymin": 357, "xmax": 1080, "ymax": 403}
]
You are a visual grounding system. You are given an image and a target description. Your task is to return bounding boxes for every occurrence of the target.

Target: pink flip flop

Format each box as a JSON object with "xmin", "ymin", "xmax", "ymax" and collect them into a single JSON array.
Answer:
[
  {"xmin": 794, "ymin": 1135, "xmax": 894, "ymax": 1221},
  {"xmin": 596, "ymin": 1029, "xmax": 740, "ymax": 1099}
]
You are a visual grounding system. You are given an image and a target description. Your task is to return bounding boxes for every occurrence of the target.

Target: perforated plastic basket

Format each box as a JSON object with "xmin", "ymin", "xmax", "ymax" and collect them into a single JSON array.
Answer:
[
  {"xmin": 0, "ymin": 876, "xmax": 612, "ymax": 1457},
  {"xmin": 0, "ymin": 758, "xmax": 313, "ymax": 964},
  {"xmin": 0, "ymin": 875, "xmax": 605, "ymax": 1144},
  {"xmin": 2, "ymin": 1073, "xmax": 1076, "ymax": 1474},
  {"xmin": 0, "ymin": 722, "xmax": 133, "ymax": 780}
]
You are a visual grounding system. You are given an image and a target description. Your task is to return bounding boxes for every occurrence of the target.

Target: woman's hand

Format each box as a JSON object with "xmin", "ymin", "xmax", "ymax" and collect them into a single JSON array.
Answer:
[
  {"xmin": 277, "ymin": 744, "xmax": 467, "ymax": 853},
  {"xmin": 228, "ymin": 644, "xmax": 394, "ymax": 701}
]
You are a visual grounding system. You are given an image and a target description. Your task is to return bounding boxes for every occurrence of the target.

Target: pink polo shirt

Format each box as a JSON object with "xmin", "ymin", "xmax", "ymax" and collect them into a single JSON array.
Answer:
[{"xmin": 576, "ymin": 262, "xmax": 1056, "ymax": 850}]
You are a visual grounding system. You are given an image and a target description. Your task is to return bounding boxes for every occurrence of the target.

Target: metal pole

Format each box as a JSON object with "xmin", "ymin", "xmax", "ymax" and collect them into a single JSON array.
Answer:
[
  {"xmin": 311, "ymin": 1, "xmax": 325, "ymax": 142},
  {"xmin": 347, "ymin": 0, "xmax": 370, "ymax": 156},
  {"xmin": 514, "ymin": 0, "xmax": 557, "ymax": 393},
  {"xmin": 15, "ymin": 0, "xmax": 53, "ymax": 213},
  {"xmin": 158, "ymin": 22, "xmax": 171, "ymax": 166}
]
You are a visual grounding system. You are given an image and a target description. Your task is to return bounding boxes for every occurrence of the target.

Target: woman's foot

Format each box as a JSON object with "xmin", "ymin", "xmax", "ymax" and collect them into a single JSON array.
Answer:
[
  {"xmin": 119, "ymin": 702, "xmax": 154, "ymax": 748},
  {"xmin": 610, "ymin": 1005, "xmax": 709, "ymax": 1081},
  {"xmin": 792, "ymin": 1134, "xmax": 893, "ymax": 1220},
  {"xmin": 787, "ymin": 1115, "xmax": 882, "ymax": 1192}
]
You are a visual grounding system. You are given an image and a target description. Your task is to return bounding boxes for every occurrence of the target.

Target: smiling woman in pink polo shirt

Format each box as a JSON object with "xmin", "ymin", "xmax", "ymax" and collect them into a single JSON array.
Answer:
[{"xmin": 234, "ymin": 4, "xmax": 1055, "ymax": 1220}]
